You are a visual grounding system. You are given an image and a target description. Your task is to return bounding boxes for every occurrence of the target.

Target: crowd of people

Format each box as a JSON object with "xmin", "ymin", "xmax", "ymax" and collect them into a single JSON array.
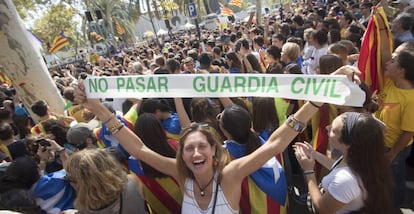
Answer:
[{"xmin": 0, "ymin": 0, "xmax": 414, "ymax": 213}]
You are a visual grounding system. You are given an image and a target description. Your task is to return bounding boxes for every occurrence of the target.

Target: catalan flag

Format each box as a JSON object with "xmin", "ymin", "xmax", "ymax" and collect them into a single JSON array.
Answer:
[
  {"xmin": 115, "ymin": 20, "xmax": 125, "ymax": 35},
  {"xmin": 219, "ymin": 3, "xmax": 234, "ymax": 16},
  {"xmin": 358, "ymin": 7, "xmax": 393, "ymax": 94},
  {"xmin": 49, "ymin": 30, "xmax": 69, "ymax": 53},
  {"xmin": 228, "ymin": 0, "xmax": 242, "ymax": 7},
  {"xmin": 90, "ymin": 32, "xmax": 104, "ymax": 42}
]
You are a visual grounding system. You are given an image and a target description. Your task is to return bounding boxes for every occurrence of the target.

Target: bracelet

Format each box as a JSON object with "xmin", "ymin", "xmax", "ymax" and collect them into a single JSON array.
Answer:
[
  {"xmin": 308, "ymin": 101, "xmax": 322, "ymax": 108},
  {"xmin": 303, "ymin": 170, "xmax": 315, "ymax": 175},
  {"xmin": 102, "ymin": 114, "xmax": 115, "ymax": 124},
  {"xmin": 285, "ymin": 115, "xmax": 307, "ymax": 133},
  {"xmin": 108, "ymin": 122, "xmax": 124, "ymax": 135},
  {"xmin": 379, "ymin": 28, "xmax": 387, "ymax": 30}
]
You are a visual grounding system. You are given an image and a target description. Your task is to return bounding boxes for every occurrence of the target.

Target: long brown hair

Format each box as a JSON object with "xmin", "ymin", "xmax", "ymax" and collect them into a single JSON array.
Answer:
[
  {"xmin": 65, "ymin": 149, "xmax": 128, "ymax": 211},
  {"xmin": 176, "ymin": 123, "xmax": 228, "ymax": 194},
  {"xmin": 340, "ymin": 113, "xmax": 393, "ymax": 214}
]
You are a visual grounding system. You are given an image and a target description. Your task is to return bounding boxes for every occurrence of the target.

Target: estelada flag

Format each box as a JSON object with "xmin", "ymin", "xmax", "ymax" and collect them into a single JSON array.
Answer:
[
  {"xmin": 228, "ymin": 0, "xmax": 242, "ymax": 7},
  {"xmin": 219, "ymin": 3, "xmax": 234, "ymax": 16},
  {"xmin": 49, "ymin": 30, "xmax": 69, "ymax": 53},
  {"xmin": 358, "ymin": 7, "xmax": 393, "ymax": 94}
]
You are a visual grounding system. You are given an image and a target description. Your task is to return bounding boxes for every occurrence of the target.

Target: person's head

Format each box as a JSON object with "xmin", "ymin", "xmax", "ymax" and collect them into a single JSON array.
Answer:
[
  {"xmin": 176, "ymin": 123, "xmax": 227, "ymax": 191},
  {"xmin": 317, "ymin": 54, "xmax": 343, "ymax": 74},
  {"xmin": 235, "ymin": 38, "xmax": 250, "ymax": 55},
  {"xmin": 225, "ymin": 51, "xmax": 243, "ymax": 72},
  {"xmin": 327, "ymin": 112, "xmax": 392, "ymax": 214},
  {"xmin": 339, "ymin": 13, "xmax": 353, "ymax": 29},
  {"xmin": 0, "ymin": 189, "xmax": 46, "ymax": 214},
  {"xmin": 246, "ymin": 54, "xmax": 263, "ymax": 73},
  {"xmin": 327, "ymin": 43, "xmax": 348, "ymax": 65},
  {"xmin": 0, "ymin": 122, "xmax": 13, "ymax": 141},
  {"xmin": 265, "ymin": 45, "xmax": 282, "ymax": 64},
  {"xmin": 271, "ymin": 34, "xmax": 286, "ymax": 49},
  {"xmin": 42, "ymin": 119, "xmax": 69, "ymax": 146},
  {"xmin": 284, "ymin": 63, "xmax": 302, "ymax": 74},
  {"xmin": 134, "ymin": 113, "xmax": 176, "ymax": 178},
  {"xmin": 141, "ymin": 98, "xmax": 171, "ymax": 120},
  {"xmin": 30, "ymin": 100, "xmax": 49, "ymax": 117},
  {"xmin": 154, "ymin": 55, "xmax": 166, "ymax": 67},
  {"xmin": 386, "ymin": 49, "xmax": 414, "ymax": 86},
  {"xmin": 0, "ymin": 156, "xmax": 40, "ymax": 193},
  {"xmin": 198, "ymin": 52, "xmax": 213, "ymax": 70},
  {"xmin": 251, "ymin": 97, "xmax": 279, "ymax": 135},
  {"xmin": 309, "ymin": 29, "xmax": 328, "ymax": 47},
  {"xmin": 391, "ymin": 12, "xmax": 413, "ymax": 34},
  {"xmin": 328, "ymin": 29, "xmax": 341, "ymax": 45},
  {"xmin": 166, "ymin": 58, "xmax": 180, "ymax": 74},
  {"xmin": 66, "ymin": 123, "xmax": 96, "ymax": 151},
  {"xmin": 63, "ymin": 87, "xmax": 76, "ymax": 103},
  {"xmin": 253, "ymin": 35, "xmax": 265, "ymax": 49},
  {"xmin": 281, "ymin": 42, "xmax": 300, "ymax": 64},
  {"xmin": 219, "ymin": 105, "xmax": 261, "ymax": 154},
  {"xmin": 338, "ymin": 39, "xmax": 359, "ymax": 55},
  {"xmin": 360, "ymin": 2, "xmax": 373, "ymax": 16},
  {"xmin": 65, "ymin": 149, "xmax": 128, "ymax": 211},
  {"xmin": 131, "ymin": 61, "xmax": 144, "ymax": 74},
  {"xmin": 292, "ymin": 15, "xmax": 304, "ymax": 27}
]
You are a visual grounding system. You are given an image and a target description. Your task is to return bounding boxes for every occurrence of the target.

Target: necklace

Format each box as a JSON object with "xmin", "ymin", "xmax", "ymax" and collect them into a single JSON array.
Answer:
[{"xmin": 194, "ymin": 175, "xmax": 215, "ymax": 197}]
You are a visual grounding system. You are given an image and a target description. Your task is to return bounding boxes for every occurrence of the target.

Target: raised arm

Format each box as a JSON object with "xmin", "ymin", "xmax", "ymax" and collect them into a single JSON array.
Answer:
[
  {"xmin": 223, "ymin": 65, "xmax": 361, "ymax": 181},
  {"xmin": 174, "ymin": 97, "xmax": 191, "ymax": 129},
  {"xmin": 75, "ymin": 82, "xmax": 179, "ymax": 180}
]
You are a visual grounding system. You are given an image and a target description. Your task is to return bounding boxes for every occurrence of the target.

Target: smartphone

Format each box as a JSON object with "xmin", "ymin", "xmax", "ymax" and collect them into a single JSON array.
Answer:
[{"xmin": 36, "ymin": 139, "xmax": 51, "ymax": 147}]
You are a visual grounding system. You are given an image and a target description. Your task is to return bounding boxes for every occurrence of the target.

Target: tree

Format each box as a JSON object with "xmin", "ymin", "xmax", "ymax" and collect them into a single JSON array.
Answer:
[{"xmin": 31, "ymin": 4, "xmax": 76, "ymax": 50}]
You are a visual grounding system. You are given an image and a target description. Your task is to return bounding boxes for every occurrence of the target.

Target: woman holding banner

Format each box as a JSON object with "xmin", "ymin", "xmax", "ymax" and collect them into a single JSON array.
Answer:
[{"xmin": 74, "ymin": 66, "xmax": 362, "ymax": 213}]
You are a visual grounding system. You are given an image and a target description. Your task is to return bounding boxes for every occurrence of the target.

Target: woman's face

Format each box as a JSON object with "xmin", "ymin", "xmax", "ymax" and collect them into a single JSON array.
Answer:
[
  {"xmin": 326, "ymin": 116, "xmax": 344, "ymax": 151},
  {"xmin": 182, "ymin": 131, "xmax": 215, "ymax": 177},
  {"xmin": 265, "ymin": 52, "xmax": 275, "ymax": 64}
]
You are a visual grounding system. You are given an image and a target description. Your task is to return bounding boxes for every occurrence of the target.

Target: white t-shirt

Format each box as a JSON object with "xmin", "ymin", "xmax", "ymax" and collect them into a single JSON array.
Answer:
[
  {"xmin": 321, "ymin": 166, "xmax": 365, "ymax": 214},
  {"xmin": 306, "ymin": 45, "xmax": 328, "ymax": 75}
]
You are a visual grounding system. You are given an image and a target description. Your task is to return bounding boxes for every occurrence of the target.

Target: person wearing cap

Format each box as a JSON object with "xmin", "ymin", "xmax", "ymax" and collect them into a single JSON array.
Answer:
[
  {"xmin": 66, "ymin": 123, "xmax": 97, "ymax": 152},
  {"xmin": 393, "ymin": 0, "xmax": 410, "ymax": 13}
]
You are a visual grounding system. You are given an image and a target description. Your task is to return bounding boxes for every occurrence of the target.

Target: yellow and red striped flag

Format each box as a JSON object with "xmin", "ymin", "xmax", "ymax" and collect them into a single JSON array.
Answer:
[
  {"xmin": 49, "ymin": 30, "xmax": 69, "ymax": 53},
  {"xmin": 228, "ymin": 0, "xmax": 242, "ymax": 7},
  {"xmin": 358, "ymin": 7, "xmax": 393, "ymax": 94},
  {"xmin": 90, "ymin": 32, "xmax": 104, "ymax": 42},
  {"xmin": 115, "ymin": 20, "xmax": 125, "ymax": 35},
  {"xmin": 219, "ymin": 3, "xmax": 234, "ymax": 16}
]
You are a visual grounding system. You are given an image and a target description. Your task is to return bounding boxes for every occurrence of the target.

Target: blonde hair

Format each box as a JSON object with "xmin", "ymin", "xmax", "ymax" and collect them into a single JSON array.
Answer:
[
  {"xmin": 65, "ymin": 149, "xmax": 128, "ymax": 211},
  {"xmin": 282, "ymin": 42, "xmax": 301, "ymax": 62},
  {"xmin": 176, "ymin": 123, "xmax": 228, "ymax": 195}
]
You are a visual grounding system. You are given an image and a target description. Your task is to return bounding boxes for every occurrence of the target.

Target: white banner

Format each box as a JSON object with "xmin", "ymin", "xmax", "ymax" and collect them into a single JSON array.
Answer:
[{"xmin": 84, "ymin": 74, "xmax": 365, "ymax": 107}]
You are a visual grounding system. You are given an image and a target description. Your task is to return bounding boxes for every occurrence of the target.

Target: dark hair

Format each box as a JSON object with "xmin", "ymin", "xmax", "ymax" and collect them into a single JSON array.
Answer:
[
  {"xmin": 226, "ymin": 52, "xmax": 243, "ymax": 73},
  {"xmin": 397, "ymin": 50, "xmax": 414, "ymax": 85},
  {"xmin": 266, "ymin": 45, "xmax": 282, "ymax": 61},
  {"xmin": 284, "ymin": 63, "xmax": 302, "ymax": 74},
  {"xmin": 345, "ymin": 33, "xmax": 362, "ymax": 49},
  {"xmin": 246, "ymin": 54, "xmax": 263, "ymax": 73},
  {"xmin": 328, "ymin": 29, "xmax": 341, "ymax": 44},
  {"xmin": 0, "ymin": 156, "xmax": 40, "ymax": 193},
  {"xmin": 134, "ymin": 113, "xmax": 176, "ymax": 178},
  {"xmin": 395, "ymin": 13, "xmax": 413, "ymax": 31},
  {"xmin": 253, "ymin": 35, "xmax": 265, "ymax": 47},
  {"xmin": 221, "ymin": 105, "xmax": 261, "ymax": 155},
  {"xmin": 311, "ymin": 29, "xmax": 328, "ymax": 46},
  {"xmin": 0, "ymin": 189, "xmax": 46, "ymax": 214},
  {"xmin": 166, "ymin": 58, "xmax": 180, "ymax": 73},
  {"xmin": 12, "ymin": 114, "xmax": 31, "ymax": 139},
  {"xmin": 252, "ymin": 97, "xmax": 279, "ymax": 135},
  {"xmin": 0, "ymin": 123, "xmax": 13, "ymax": 140},
  {"xmin": 339, "ymin": 113, "xmax": 393, "ymax": 214},
  {"xmin": 41, "ymin": 119, "xmax": 69, "ymax": 146},
  {"xmin": 293, "ymin": 15, "xmax": 304, "ymax": 26},
  {"xmin": 318, "ymin": 54, "xmax": 343, "ymax": 74},
  {"xmin": 141, "ymin": 98, "xmax": 171, "ymax": 114},
  {"xmin": 30, "ymin": 100, "xmax": 48, "ymax": 117}
]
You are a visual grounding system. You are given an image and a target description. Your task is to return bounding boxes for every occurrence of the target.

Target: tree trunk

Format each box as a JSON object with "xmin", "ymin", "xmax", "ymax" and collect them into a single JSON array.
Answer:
[
  {"xmin": 202, "ymin": 0, "xmax": 210, "ymax": 14},
  {"xmin": 0, "ymin": 0, "xmax": 65, "ymax": 121},
  {"xmin": 256, "ymin": 0, "xmax": 262, "ymax": 27},
  {"xmin": 146, "ymin": 0, "xmax": 160, "ymax": 47}
]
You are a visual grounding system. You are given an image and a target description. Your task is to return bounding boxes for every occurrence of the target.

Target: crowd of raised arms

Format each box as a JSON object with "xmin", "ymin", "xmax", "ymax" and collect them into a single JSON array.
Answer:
[{"xmin": 0, "ymin": 0, "xmax": 414, "ymax": 213}]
